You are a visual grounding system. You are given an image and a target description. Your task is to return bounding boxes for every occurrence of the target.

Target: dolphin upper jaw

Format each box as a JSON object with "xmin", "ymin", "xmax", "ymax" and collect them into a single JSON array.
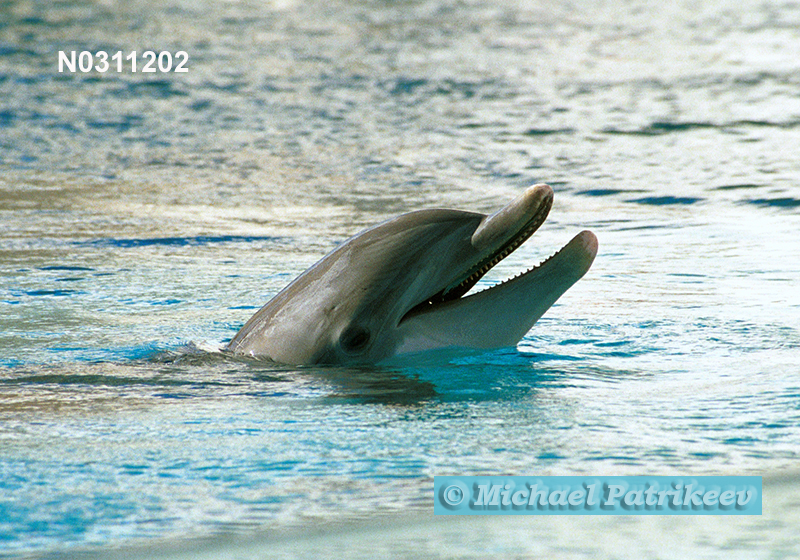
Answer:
[
  {"xmin": 399, "ymin": 184, "xmax": 555, "ymax": 321},
  {"xmin": 226, "ymin": 184, "xmax": 598, "ymax": 365}
]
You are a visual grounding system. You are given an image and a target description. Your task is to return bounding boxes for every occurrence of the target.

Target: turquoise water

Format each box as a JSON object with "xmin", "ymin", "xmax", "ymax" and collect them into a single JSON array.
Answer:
[{"xmin": 2, "ymin": 0, "xmax": 800, "ymax": 557}]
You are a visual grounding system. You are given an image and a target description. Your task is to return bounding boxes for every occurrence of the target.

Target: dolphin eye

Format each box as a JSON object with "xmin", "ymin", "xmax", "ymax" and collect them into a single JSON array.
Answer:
[{"xmin": 340, "ymin": 326, "xmax": 371, "ymax": 354}]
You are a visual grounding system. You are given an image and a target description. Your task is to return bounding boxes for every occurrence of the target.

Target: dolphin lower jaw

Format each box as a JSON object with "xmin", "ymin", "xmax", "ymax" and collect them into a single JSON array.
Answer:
[{"xmin": 393, "ymin": 230, "xmax": 598, "ymax": 356}]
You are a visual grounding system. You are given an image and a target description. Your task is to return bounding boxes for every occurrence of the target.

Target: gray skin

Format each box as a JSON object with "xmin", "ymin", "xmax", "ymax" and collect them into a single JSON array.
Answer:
[{"xmin": 226, "ymin": 184, "xmax": 598, "ymax": 365}]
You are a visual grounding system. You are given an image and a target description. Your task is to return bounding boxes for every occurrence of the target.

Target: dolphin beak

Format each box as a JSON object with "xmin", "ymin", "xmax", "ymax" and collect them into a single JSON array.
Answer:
[{"xmin": 395, "ymin": 185, "xmax": 597, "ymax": 355}]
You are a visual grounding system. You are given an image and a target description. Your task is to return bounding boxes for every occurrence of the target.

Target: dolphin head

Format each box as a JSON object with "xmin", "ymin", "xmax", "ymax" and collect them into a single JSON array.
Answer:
[{"xmin": 226, "ymin": 184, "xmax": 597, "ymax": 365}]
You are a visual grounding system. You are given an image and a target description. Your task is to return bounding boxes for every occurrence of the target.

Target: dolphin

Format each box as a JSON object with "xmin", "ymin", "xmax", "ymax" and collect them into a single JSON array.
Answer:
[{"xmin": 226, "ymin": 184, "xmax": 597, "ymax": 365}]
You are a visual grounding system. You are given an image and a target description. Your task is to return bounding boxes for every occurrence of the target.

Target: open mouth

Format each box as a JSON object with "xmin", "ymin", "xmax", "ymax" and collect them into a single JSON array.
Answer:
[{"xmin": 401, "ymin": 193, "xmax": 554, "ymax": 322}]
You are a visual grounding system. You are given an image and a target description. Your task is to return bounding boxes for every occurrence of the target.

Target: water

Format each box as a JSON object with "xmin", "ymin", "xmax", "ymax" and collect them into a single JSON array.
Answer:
[{"xmin": 2, "ymin": 0, "xmax": 800, "ymax": 557}]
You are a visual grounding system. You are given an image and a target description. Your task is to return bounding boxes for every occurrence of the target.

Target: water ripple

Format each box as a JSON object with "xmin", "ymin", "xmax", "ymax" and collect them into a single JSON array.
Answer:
[{"xmin": 78, "ymin": 235, "xmax": 287, "ymax": 248}]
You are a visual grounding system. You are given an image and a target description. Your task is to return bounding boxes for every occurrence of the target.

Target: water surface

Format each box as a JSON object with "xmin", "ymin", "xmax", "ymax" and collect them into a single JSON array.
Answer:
[{"xmin": 1, "ymin": 0, "xmax": 799, "ymax": 557}]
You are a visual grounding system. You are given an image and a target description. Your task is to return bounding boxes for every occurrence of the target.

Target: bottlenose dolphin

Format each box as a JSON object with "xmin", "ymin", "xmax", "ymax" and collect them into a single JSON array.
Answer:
[{"xmin": 227, "ymin": 184, "xmax": 597, "ymax": 364}]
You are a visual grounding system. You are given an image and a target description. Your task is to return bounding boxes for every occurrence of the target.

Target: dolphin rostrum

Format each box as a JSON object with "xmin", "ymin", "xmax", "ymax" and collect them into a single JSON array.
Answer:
[{"xmin": 226, "ymin": 184, "xmax": 597, "ymax": 364}]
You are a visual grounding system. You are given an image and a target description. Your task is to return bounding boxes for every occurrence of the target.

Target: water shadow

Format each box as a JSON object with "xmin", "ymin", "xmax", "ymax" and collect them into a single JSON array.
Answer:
[
  {"xmin": 627, "ymin": 196, "xmax": 704, "ymax": 206},
  {"xmin": 77, "ymin": 235, "xmax": 287, "ymax": 248},
  {"xmin": 746, "ymin": 197, "xmax": 800, "ymax": 209}
]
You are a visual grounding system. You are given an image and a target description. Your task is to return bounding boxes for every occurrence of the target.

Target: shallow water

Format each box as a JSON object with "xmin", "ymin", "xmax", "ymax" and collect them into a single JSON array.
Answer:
[{"xmin": 2, "ymin": 0, "xmax": 800, "ymax": 557}]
